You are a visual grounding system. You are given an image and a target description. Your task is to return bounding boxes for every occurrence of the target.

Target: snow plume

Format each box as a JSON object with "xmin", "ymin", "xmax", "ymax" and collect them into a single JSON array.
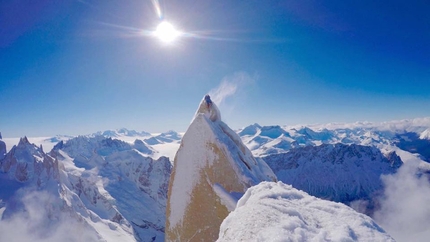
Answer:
[
  {"xmin": 0, "ymin": 190, "xmax": 99, "ymax": 242},
  {"xmin": 208, "ymin": 72, "xmax": 256, "ymax": 117},
  {"xmin": 373, "ymin": 160, "xmax": 430, "ymax": 241}
]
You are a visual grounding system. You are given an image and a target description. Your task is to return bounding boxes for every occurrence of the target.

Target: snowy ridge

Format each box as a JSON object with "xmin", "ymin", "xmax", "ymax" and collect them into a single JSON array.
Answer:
[
  {"xmin": 54, "ymin": 136, "xmax": 172, "ymax": 241},
  {"xmin": 263, "ymin": 144, "xmax": 402, "ymax": 203},
  {"xmin": 218, "ymin": 181, "xmax": 394, "ymax": 241},
  {"xmin": 420, "ymin": 128, "xmax": 430, "ymax": 140}
]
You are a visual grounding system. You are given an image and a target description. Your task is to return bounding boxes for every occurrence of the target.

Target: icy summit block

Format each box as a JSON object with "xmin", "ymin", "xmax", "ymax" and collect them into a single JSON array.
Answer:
[{"xmin": 165, "ymin": 96, "xmax": 275, "ymax": 241}]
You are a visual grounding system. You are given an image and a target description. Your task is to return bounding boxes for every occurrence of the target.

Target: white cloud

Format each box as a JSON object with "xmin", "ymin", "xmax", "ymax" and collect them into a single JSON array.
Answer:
[
  {"xmin": 0, "ymin": 190, "xmax": 99, "ymax": 242},
  {"xmin": 208, "ymin": 72, "xmax": 257, "ymax": 122},
  {"xmin": 373, "ymin": 161, "xmax": 430, "ymax": 241}
]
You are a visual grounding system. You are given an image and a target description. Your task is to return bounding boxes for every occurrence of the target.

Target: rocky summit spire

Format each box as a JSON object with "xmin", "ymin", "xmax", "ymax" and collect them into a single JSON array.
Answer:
[
  {"xmin": 165, "ymin": 95, "xmax": 276, "ymax": 241},
  {"xmin": 18, "ymin": 136, "xmax": 30, "ymax": 146}
]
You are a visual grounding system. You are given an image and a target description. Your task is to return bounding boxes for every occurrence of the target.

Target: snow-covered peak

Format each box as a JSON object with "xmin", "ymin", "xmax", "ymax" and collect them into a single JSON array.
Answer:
[
  {"xmin": 218, "ymin": 181, "xmax": 394, "ymax": 241},
  {"xmin": 237, "ymin": 123, "xmax": 261, "ymax": 136},
  {"xmin": 18, "ymin": 136, "xmax": 31, "ymax": 147},
  {"xmin": 59, "ymin": 135, "xmax": 133, "ymax": 161},
  {"xmin": 420, "ymin": 128, "xmax": 430, "ymax": 140},
  {"xmin": 296, "ymin": 126, "xmax": 332, "ymax": 141},
  {"xmin": 0, "ymin": 137, "xmax": 60, "ymax": 183},
  {"xmin": 166, "ymin": 95, "xmax": 275, "ymax": 241},
  {"xmin": 95, "ymin": 128, "xmax": 151, "ymax": 138},
  {"xmin": 259, "ymin": 125, "xmax": 289, "ymax": 139},
  {"xmin": 118, "ymin": 128, "xmax": 142, "ymax": 136},
  {"xmin": 51, "ymin": 135, "xmax": 172, "ymax": 241},
  {"xmin": 133, "ymin": 139, "xmax": 154, "ymax": 155},
  {"xmin": 192, "ymin": 94, "xmax": 222, "ymax": 122},
  {"xmin": 154, "ymin": 130, "xmax": 181, "ymax": 142},
  {"xmin": 159, "ymin": 130, "xmax": 179, "ymax": 137}
]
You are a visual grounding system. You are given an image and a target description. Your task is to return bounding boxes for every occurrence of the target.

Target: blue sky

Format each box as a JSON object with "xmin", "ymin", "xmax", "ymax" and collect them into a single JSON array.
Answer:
[{"xmin": 1, "ymin": 0, "xmax": 429, "ymax": 137}]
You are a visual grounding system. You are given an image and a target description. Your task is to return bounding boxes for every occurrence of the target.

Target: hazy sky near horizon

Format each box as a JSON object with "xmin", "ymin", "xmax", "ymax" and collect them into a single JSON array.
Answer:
[{"xmin": 1, "ymin": 0, "xmax": 429, "ymax": 137}]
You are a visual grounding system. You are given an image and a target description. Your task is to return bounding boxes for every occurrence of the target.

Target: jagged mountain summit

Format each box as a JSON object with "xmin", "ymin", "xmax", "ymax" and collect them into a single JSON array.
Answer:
[
  {"xmin": 0, "ymin": 137, "xmax": 60, "ymax": 183},
  {"xmin": 0, "ymin": 134, "xmax": 172, "ymax": 241},
  {"xmin": 0, "ymin": 137, "xmax": 136, "ymax": 241},
  {"xmin": 53, "ymin": 135, "xmax": 172, "ymax": 241},
  {"xmin": 218, "ymin": 181, "xmax": 394, "ymax": 241},
  {"xmin": 165, "ymin": 95, "xmax": 276, "ymax": 241}
]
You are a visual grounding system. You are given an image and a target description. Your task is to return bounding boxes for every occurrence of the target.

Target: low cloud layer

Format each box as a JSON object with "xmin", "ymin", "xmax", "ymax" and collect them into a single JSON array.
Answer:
[
  {"xmin": 0, "ymin": 190, "xmax": 99, "ymax": 242},
  {"xmin": 373, "ymin": 161, "xmax": 430, "ymax": 241}
]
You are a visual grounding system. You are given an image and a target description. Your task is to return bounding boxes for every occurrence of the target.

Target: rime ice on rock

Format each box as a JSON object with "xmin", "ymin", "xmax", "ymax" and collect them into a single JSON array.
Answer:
[{"xmin": 165, "ymin": 95, "xmax": 276, "ymax": 241}]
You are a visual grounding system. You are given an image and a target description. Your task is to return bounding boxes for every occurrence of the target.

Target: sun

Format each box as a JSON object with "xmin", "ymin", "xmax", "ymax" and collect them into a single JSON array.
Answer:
[{"xmin": 154, "ymin": 21, "xmax": 180, "ymax": 43}]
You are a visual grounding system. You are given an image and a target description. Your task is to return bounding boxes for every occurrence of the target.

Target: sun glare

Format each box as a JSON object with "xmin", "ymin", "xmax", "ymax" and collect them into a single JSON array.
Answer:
[{"xmin": 154, "ymin": 21, "xmax": 179, "ymax": 43}]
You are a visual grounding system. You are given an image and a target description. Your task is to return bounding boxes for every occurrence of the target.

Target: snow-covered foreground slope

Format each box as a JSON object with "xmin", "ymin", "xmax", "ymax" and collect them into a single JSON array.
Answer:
[
  {"xmin": 218, "ymin": 181, "xmax": 394, "ymax": 241},
  {"xmin": 166, "ymin": 96, "xmax": 276, "ymax": 241}
]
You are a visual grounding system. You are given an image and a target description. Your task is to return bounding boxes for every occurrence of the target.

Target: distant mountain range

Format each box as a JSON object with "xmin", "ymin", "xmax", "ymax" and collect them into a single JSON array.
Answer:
[
  {"xmin": 238, "ymin": 117, "xmax": 430, "ymax": 158},
  {"xmin": 1, "ymin": 117, "xmax": 429, "ymax": 241}
]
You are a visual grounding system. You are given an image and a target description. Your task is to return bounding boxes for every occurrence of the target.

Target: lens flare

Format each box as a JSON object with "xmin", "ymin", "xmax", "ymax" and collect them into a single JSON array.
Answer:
[
  {"xmin": 151, "ymin": 0, "xmax": 163, "ymax": 19},
  {"xmin": 154, "ymin": 21, "xmax": 179, "ymax": 43}
]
